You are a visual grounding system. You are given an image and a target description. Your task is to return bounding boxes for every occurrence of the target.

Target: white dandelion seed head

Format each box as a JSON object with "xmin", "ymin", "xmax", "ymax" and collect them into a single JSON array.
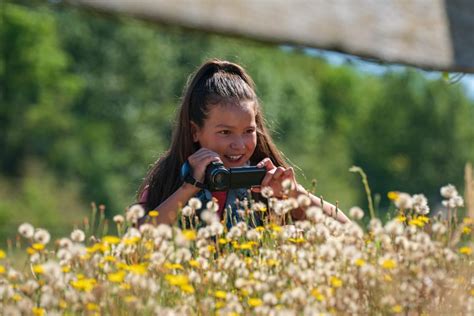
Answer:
[
  {"xmin": 34, "ymin": 229, "xmax": 51, "ymax": 245},
  {"xmin": 18, "ymin": 223, "xmax": 34, "ymax": 239},
  {"xmin": 188, "ymin": 197, "xmax": 202, "ymax": 210},
  {"xmin": 440, "ymin": 184, "xmax": 458, "ymax": 199},
  {"xmin": 394, "ymin": 192, "xmax": 413, "ymax": 209},
  {"xmin": 432, "ymin": 222, "xmax": 447, "ymax": 235},
  {"xmin": 305, "ymin": 206, "xmax": 323, "ymax": 222},
  {"xmin": 181, "ymin": 206, "xmax": 194, "ymax": 217},
  {"xmin": 200, "ymin": 210, "xmax": 219, "ymax": 225},
  {"xmin": 384, "ymin": 220, "xmax": 404, "ymax": 236},
  {"xmin": 70, "ymin": 229, "xmax": 85, "ymax": 243},
  {"xmin": 261, "ymin": 186, "xmax": 274, "ymax": 199},
  {"xmin": 281, "ymin": 178, "xmax": 295, "ymax": 192},
  {"xmin": 126, "ymin": 204, "xmax": 145, "ymax": 223},
  {"xmin": 206, "ymin": 200, "xmax": 219, "ymax": 213},
  {"xmin": 349, "ymin": 206, "xmax": 364, "ymax": 220},
  {"xmin": 113, "ymin": 215, "xmax": 124, "ymax": 224},
  {"xmin": 296, "ymin": 194, "xmax": 311, "ymax": 208}
]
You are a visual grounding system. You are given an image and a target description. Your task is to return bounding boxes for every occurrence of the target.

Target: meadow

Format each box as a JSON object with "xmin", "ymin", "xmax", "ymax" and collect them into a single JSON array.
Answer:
[{"xmin": 0, "ymin": 173, "xmax": 473, "ymax": 315}]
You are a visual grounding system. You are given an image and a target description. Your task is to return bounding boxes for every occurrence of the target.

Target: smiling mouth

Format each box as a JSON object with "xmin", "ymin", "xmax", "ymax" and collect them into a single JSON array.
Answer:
[{"xmin": 224, "ymin": 154, "xmax": 244, "ymax": 162}]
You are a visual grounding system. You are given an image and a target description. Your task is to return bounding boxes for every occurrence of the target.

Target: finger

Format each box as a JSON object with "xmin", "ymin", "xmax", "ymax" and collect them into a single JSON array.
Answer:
[
  {"xmin": 250, "ymin": 185, "xmax": 261, "ymax": 193},
  {"xmin": 257, "ymin": 158, "xmax": 275, "ymax": 170},
  {"xmin": 261, "ymin": 169, "xmax": 276, "ymax": 186},
  {"xmin": 273, "ymin": 167, "xmax": 286, "ymax": 180}
]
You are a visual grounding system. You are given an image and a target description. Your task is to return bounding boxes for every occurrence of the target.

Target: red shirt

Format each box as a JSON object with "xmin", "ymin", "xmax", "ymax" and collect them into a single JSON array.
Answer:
[{"xmin": 211, "ymin": 191, "xmax": 228, "ymax": 220}]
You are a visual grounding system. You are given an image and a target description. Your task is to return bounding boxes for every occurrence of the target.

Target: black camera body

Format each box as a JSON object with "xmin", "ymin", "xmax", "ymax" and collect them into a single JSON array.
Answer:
[{"xmin": 205, "ymin": 161, "xmax": 266, "ymax": 191}]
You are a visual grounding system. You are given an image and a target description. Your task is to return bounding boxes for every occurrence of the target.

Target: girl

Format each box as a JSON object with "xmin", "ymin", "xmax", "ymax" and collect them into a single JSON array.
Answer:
[{"xmin": 137, "ymin": 59, "xmax": 349, "ymax": 225}]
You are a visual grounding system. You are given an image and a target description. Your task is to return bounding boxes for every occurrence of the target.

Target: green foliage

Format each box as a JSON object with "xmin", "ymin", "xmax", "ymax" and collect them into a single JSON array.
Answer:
[{"xmin": 1, "ymin": 1, "xmax": 474, "ymax": 233}]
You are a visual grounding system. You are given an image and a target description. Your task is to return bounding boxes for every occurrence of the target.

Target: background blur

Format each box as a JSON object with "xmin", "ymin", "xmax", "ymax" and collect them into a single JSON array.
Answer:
[{"xmin": 2, "ymin": 0, "xmax": 474, "ymax": 240}]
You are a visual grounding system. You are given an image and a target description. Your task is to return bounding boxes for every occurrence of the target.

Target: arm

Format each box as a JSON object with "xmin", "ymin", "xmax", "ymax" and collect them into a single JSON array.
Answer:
[
  {"xmin": 153, "ymin": 183, "xmax": 200, "ymax": 225},
  {"xmin": 290, "ymin": 184, "xmax": 350, "ymax": 223},
  {"xmin": 151, "ymin": 148, "xmax": 222, "ymax": 225},
  {"xmin": 257, "ymin": 158, "xmax": 350, "ymax": 224}
]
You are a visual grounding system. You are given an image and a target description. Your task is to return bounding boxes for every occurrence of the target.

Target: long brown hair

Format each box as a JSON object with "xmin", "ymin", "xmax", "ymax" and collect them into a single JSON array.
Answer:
[{"xmin": 137, "ymin": 59, "xmax": 288, "ymax": 211}]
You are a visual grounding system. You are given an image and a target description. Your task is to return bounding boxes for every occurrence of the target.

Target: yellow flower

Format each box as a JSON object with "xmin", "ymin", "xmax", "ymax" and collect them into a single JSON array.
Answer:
[
  {"xmin": 245, "ymin": 258, "xmax": 252, "ymax": 266},
  {"xmin": 240, "ymin": 289, "xmax": 249, "ymax": 297},
  {"xmin": 267, "ymin": 259, "xmax": 279, "ymax": 267},
  {"xmin": 215, "ymin": 290, "xmax": 227, "ymax": 299},
  {"xmin": 127, "ymin": 264, "xmax": 148, "ymax": 275},
  {"xmin": 255, "ymin": 226, "xmax": 265, "ymax": 232},
  {"xmin": 459, "ymin": 247, "xmax": 472, "ymax": 255},
  {"xmin": 355, "ymin": 258, "xmax": 366, "ymax": 267},
  {"xmin": 215, "ymin": 301, "xmax": 226, "ymax": 309},
  {"xmin": 70, "ymin": 278, "xmax": 97, "ymax": 292},
  {"xmin": 0, "ymin": 249, "xmax": 6, "ymax": 259},
  {"xmin": 381, "ymin": 259, "xmax": 397, "ymax": 270},
  {"xmin": 387, "ymin": 191, "xmax": 399, "ymax": 201},
  {"xmin": 408, "ymin": 218, "xmax": 425, "ymax": 227},
  {"xmin": 102, "ymin": 235, "xmax": 121, "ymax": 245},
  {"xmin": 288, "ymin": 237, "xmax": 305, "ymax": 244},
  {"xmin": 0, "ymin": 265, "xmax": 5, "ymax": 274},
  {"xmin": 208, "ymin": 245, "xmax": 216, "ymax": 253},
  {"xmin": 123, "ymin": 237, "xmax": 140, "ymax": 245},
  {"xmin": 462, "ymin": 226, "xmax": 472, "ymax": 234},
  {"xmin": 248, "ymin": 297, "xmax": 263, "ymax": 307},
  {"xmin": 26, "ymin": 247, "xmax": 36, "ymax": 255},
  {"xmin": 87, "ymin": 243, "xmax": 108, "ymax": 253},
  {"xmin": 470, "ymin": 289, "xmax": 474, "ymax": 296},
  {"xmin": 164, "ymin": 262, "xmax": 184, "ymax": 270},
  {"xmin": 33, "ymin": 265, "xmax": 44, "ymax": 275},
  {"xmin": 32, "ymin": 243, "xmax": 45, "ymax": 251},
  {"xmin": 104, "ymin": 255, "xmax": 116, "ymax": 262},
  {"xmin": 108, "ymin": 270, "xmax": 126, "ymax": 283},
  {"xmin": 182, "ymin": 230, "xmax": 197, "ymax": 241},
  {"xmin": 62, "ymin": 266, "xmax": 71, "ymax": 273},
  {"xmin": 86, "ymin": 303, "xmax": 100, "ymax": 311},
  {"xmin": 149, "ymin": 210, "xmax": 159, "ymax": 217},
  {"xmin": 330, "ymin": 276, "xmax": 343, "ymax": 288},
  {"xmin": 218, "ymin": 238, "xmax": 229, "ymax": 245},
  {"xmin": 311, "ymin": 288, "xmax": 325, "ymax": 301},
  {"xmin": 391, "ymin": 305, "xmax": 402, "ymax": 313},
  {"xmin": 269, "ymin": 224, "xmax": 282, "ymax": 232},
  {"xmin": 188, "ymin": 260, "xmax": 200, "ymax": 268},
  {"xmin": 12, "ymin": 294, "xmax": 22, "ymax": 302},
  {"xmin": 180, "ymin": 284, "xmax": 195, "ymax": 294},
  {"xmin": 240, "ymin": 242, "xmax": 255, "ymax": 250},
  {"xmin": 165, "ymin": 274, "xmax": 189, "ymax": 286},
  {"xmin": 59, "ymin": 300, "xmax": 68, "ymax": 309},
  {"xmin": 418, "ymin": 215, "xmax": 429, "ymax": 223},
  {"xmin": 124, "ymin": 295, "xmax": 137, "ymax": 303},
  {"xmin": 395, "ymin": 215, "xmax": 406, "ymax": 222},
  {"xmin": 120, "ymin": 283, "xmax": 131, "ymax": 290},
  {"xmin": 32, "ymin": 307, "xmax": 45, "ymax": 316},
  {"xmin": 463, "ymin": 217, "xmax": 474, "ymax": 225}
]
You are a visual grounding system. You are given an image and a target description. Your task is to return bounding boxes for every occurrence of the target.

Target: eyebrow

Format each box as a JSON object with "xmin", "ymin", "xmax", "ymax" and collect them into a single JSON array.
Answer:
[{"xmin": 214, "ymin": 124, "xmax": 256, "ymax": 129}]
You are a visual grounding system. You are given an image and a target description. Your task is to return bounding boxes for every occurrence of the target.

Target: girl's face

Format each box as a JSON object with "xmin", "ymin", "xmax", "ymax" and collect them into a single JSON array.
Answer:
[{"xmin": 192, "ymin": 101, "xmax": 258, "ymax": 168}]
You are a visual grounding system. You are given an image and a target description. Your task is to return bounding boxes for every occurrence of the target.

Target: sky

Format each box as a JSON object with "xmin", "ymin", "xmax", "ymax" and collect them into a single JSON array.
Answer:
[{"xmin": 300, "ymin": 48, "xmax": 474, "ymax": 100}]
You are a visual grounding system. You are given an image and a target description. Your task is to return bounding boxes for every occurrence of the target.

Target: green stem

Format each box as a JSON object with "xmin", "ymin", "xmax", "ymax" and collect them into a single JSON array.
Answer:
[{"xmin": 349, "ymin": 166, "xmax": 376, "ymax": 219}]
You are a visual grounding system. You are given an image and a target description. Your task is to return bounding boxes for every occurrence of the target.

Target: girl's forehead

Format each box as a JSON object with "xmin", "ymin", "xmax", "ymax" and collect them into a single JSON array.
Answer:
[{"xmin": 206, "ymin": 101, "xmax": 257, "ymax": 125}]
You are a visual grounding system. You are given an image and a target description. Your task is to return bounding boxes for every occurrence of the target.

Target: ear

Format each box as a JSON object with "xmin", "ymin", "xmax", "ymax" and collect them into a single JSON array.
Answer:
[{"xmin": 190, "ymin": 121, "xmax": 200, "ymax": 143}]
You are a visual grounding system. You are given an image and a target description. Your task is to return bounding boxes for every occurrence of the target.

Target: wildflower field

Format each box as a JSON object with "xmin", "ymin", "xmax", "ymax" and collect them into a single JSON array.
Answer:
[{"xmin": 1, "ymin": 175, "xmax": 473, "ymax": 315}]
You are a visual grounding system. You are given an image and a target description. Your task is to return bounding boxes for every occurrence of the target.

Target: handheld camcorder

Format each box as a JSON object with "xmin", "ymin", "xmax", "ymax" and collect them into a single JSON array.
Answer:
[{"xmin": 205, "ymin": 161, "xmax": 266, "ymax": 191}]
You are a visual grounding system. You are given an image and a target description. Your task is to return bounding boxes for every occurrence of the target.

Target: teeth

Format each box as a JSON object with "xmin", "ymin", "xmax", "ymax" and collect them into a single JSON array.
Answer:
[{"xmin": 227, "ymin": 155, "xmax": 243, "ymax": 160}]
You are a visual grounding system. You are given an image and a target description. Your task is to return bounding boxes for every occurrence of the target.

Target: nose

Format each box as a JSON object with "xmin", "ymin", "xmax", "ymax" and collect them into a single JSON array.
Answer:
[{"xmin": 230, "ymin": 135, "xmax": 246, "ymax": 150}]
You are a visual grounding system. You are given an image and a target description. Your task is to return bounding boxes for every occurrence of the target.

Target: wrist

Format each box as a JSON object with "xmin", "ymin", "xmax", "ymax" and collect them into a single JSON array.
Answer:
[
  {"xmin": 181, "ymin": 182, "xmax": 202, "ymax": 194},
  {"xmin": 289, "ymin": 183, "xmax": 306, "ymax": 198}
]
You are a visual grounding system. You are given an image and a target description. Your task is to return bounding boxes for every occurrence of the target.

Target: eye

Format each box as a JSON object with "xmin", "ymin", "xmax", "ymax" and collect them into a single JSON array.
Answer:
[
  {"xmin": 246, "ymin": 128, "xmax": 256, "ymax": 134},
  {"xmin": 218, "ymin": 130, "xmax": 231, "ymax": 135}
]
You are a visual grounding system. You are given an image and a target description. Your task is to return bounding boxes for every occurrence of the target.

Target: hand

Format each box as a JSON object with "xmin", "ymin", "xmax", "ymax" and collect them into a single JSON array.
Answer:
[
  {"xmin": 187, "ymin": 148, "xmax": 222, "ymax": 183},
  {"xmin": 255, "ymin": 158, "xmax": 298, "ymax": 198}
]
